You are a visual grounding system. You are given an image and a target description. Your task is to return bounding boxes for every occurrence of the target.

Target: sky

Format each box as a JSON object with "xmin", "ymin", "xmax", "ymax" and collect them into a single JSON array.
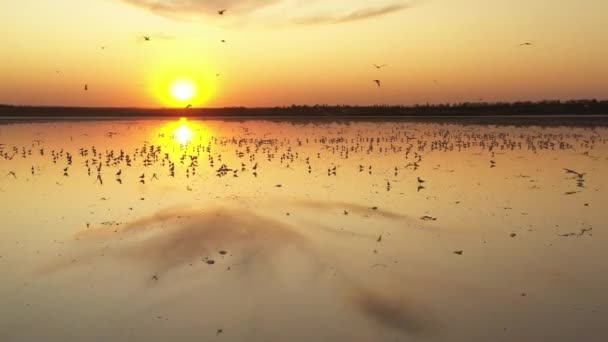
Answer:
[{"xmin": 0, "ymin": 0, "xmax": 607, "ymax": 108}]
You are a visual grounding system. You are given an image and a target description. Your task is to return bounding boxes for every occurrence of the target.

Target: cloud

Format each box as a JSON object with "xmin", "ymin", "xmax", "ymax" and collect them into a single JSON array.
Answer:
[
  {"xmin": 292, "ymin": 3, "xmax": 414, "ymax": 25},
  {"xmin": 120, "ymin": 0, "xmax": 415, "ymax": 25},
  {"xmin": 122, "ymin": 0, "xmax": 281, "ymax": 16}
]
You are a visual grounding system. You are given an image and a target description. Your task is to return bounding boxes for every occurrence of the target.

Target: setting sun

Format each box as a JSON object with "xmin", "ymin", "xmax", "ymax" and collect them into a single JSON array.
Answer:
[{"xmin": 171, "ymin": 80, "xmax": 196, "ymax": 102}]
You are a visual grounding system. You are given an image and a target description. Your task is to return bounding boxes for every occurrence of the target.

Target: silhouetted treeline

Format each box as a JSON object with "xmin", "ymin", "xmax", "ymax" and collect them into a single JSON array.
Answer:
[{"xmin": 1, "ymin": 99, "xmax": 608, "ymax": 118}]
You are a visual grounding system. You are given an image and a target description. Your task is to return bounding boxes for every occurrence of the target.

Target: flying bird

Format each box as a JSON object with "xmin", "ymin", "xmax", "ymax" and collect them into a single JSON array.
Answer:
[
  {"xmin": 218, "ymin": 10, "xmax": 226, "ymax": 15},
  {"xmin": 518, "ymin": 42, "xmax": 534, "ymax": 47},
  {"xmin": 373, "ymin": 64, "xmax": 388, "ymax": 69},
  {"xmin": 373, "ymin": 80, "xmax": 381, "ymax": 87},
  {"xmin": 143, "ymin": 36, "xmax": 151, "ymax": 41},
  {"xmin": 84, "ymin": 84, "xmax": 88, "ymax": 91},
  {"xmin": 563, "ymin": 168, "xmax": 585, "ymax": 178}
]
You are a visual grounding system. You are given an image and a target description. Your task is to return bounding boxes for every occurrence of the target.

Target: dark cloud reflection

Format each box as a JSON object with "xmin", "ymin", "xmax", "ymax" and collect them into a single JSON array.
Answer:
[{"xmin": 44, "ymin": 202, "xmax": 437, "ymax": 336}]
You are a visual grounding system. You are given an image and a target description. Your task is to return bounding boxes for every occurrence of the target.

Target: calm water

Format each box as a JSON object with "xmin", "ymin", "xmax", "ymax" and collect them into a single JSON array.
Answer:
[{"xmin": 0, "ymin": 118, "xmax": 607, "ymax": 342}]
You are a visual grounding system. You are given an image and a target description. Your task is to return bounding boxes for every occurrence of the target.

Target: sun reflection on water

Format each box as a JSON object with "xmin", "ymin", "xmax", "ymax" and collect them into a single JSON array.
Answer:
[
  {"xmin": 155, "ymin": 118, "xmax": 211, "ymax": 153},
  {"xmin": 175, "ymin": 119, "xmax": 193, "ymax": 144}
]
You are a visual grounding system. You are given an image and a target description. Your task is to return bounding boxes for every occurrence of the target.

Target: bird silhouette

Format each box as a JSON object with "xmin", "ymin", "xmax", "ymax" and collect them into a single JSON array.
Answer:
[
  {"xmin": 373, "ymin": 64, "xmax": 388, "ymax": 69},
  {"xmin": 518, "ymin": 42, "xmax": 534, "ymax": 47},
  {"xmin": 218, "ymin": 10, "xmax": 226, "ymax": 15},
  {"xmin": 373, "ymin": 80, "xmax": 381, "ymax": 87},
  {"xmin": 143, "ymin": 36, "xmax": 151, "ymax": 41},
  {"xmin": 84, "ymin": 84, "xmax": 88, "ymax": 91},
  {"xmin": 563, "ymin": 168, "xmax": 585, "ymax": 178}
]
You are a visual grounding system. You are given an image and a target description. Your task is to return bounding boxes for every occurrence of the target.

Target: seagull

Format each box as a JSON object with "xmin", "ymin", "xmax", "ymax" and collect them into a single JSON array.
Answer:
[
  {"xmin": 143, "ymin": 36, "xmax": 151, "ymax": 41},
  {"xmin": 563, "ymin": 168, "xmax": 585, "ymax": 178},
  {"xmin": 518, "ymin": 42, "xmax": 534, "ymax": 47},
  {"xmin": 373, "ymin": 64, "xmax": 388, "ymax": 69},
  {"xmin": 186, "ymin": 104, "xmax": 192, "ymax": 109},
  {"xmin": 417, "ymin": 177, "xmax": 425, "ymax": 184},
  {"xmin": 218, "ymin": 10, "xmax": 226, "ymax": 15},
  {"xmin": 373, "ymin": 80, "xmax": 381, "ymax": 87}
]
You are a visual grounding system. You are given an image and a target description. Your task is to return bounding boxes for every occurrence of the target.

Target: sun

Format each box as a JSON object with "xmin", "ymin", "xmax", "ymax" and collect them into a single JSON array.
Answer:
[{"xmin": 170, "ymin": 80, "xmax": 196, "ymax": 102}]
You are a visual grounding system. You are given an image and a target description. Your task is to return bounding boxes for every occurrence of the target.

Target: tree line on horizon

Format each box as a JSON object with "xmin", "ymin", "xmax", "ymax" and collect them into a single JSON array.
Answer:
[{"xmin": 1, "ymin": 99, "xmax": 607, "ymax": 117}]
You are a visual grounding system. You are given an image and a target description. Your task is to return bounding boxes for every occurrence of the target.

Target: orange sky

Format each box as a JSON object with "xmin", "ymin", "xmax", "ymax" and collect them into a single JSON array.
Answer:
[{"xmin": 0, "ymin": 0, "xmax": 607, "ymax": 107}]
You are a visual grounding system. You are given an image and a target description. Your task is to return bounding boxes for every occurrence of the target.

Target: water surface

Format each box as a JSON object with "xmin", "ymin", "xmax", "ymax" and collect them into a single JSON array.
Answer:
[{"xmin": 1, "ymin": 118, "xmax": 607, "ymax": 342}]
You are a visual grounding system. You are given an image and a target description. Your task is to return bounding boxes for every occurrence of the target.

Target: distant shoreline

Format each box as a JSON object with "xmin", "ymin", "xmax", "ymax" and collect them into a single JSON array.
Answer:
[
  {"xmin": 2, "ymin": 101, "xmax": 608, "ymax": 117},
  {"xmin": 2, "ymin": 115, "xmax": 608, "ymax": 128},
  {"xmin": 2, "ymin": 102, "xmax": 608, "ymax": 126}
]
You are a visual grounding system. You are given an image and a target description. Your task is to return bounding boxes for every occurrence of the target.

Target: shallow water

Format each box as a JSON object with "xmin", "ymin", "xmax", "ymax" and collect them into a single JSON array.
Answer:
[{"xmin": 0, "ymin": 118, "xmax": 607, "ymax": 342}]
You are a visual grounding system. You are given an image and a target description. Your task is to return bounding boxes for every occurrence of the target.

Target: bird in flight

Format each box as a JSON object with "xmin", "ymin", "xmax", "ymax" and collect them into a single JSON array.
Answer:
[
  {"xmin": 143, "ymin": 36, "xmax": 151, "ymax": 41},
  {"xmin": 218, "ymin": 10, "xmax": 226, "ymax": 15},
  {"xmin": 185, "ymin": 104, "xmax": 192, "ymax": 109},
  {"xmin": 518, "ymin": 42, "xmax": 534, "ymax": 47},
  {"xmin": 373, "ymin": 64, "xmax": 388, "ymax": 69},
  {"xmin": 563, "ymin": 168, "xmax": 585, "ymax": 178},
  {"xmin": 221, "ymin": 39, "xmax": 226, "ymax": 43},
  {"xmin": 84, "ymin": 84, "xmax": 88, "ymax": 91},
  {"xmin": 373, "ymin": 80, "xmax": 381, "ymax": 87}
]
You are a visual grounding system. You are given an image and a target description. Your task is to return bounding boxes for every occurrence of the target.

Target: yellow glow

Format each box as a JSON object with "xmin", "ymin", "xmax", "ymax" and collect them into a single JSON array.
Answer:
[
  {"xmin": 171, "ymin": 80, "xmax": 196, "ymax": 102},
  {"xmin": 154, "ymin": 119, "xmax": 214, "ymax": 154},
  {"xmin": 149, "ymin": 64, "xmax": 217, "ymax": 108},
  {"xmin": 175, "ymin": 122, "xmax": 193, "ymax": 144}
]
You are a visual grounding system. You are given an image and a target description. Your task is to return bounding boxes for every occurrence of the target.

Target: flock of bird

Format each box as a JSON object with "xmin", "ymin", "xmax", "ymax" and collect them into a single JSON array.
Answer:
[{"xmin": 1, "ymin": 125, "xmax": 603, "ymax": 198}]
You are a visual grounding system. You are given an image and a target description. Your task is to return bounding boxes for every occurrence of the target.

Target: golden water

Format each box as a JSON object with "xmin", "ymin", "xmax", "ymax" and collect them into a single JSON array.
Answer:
[{"xmin": 0, "ymin": 118, "xmax": 607, "ymax": 341}]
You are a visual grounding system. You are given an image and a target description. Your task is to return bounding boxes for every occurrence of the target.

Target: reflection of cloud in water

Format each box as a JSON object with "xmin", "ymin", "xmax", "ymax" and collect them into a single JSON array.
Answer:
[
  {"xmin": 71, "ymin": 205, "xmax": 310, "ymax": 275},
  {"xmin": 350, "ymin": 287, "xmax": 436, "ymax": 335},
  {"xmin": 47, "ymin": 201, "xmax": 437, "ymax": 336},
  {"xmin": 291, "ymin": 199, "xmax": 410, "ymax": 220}
]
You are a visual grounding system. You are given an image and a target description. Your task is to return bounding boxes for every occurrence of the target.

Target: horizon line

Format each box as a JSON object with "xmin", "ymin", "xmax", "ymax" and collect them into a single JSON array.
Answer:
[{"xmin": 1, "ymin": 98, "xmax": 607, "ymax": 110}]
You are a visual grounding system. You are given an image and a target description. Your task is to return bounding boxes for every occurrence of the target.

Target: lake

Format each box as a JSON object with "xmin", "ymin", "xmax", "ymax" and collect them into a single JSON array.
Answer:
[{"xmin": 1, "ymin": 117, "xmax": 607, "ymax": 341}]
